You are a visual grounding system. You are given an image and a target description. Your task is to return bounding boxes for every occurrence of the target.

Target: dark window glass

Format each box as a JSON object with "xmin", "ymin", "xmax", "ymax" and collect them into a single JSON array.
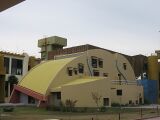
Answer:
[
  {"xmin": 28, "ymin": 96, "xmax": 35, "ymax": 104},
  {"xmin": 117, "ymin": 90, "xmax": 122, "ymax": 96},
  {"xmin": 67, "ymin": 67, "xmax": 73, "ymax": 76},
  {"xmin": 93, "ymin": 70, "xmax": 99, "ymax": 76},
  {"xmin": 91, "ymin": 57, "xmax": 98, "ymax": 68},
  {"xmin": 123, "ymin": 63, "xmax": 127, "ymax": 70},
  {"xmin": 4, "ymin": 57, "xmax": 10, "ymax": 74},
  {"xmin": 74, "ymin": 68, "xmax": 78, "ymax": 75},
  {"xmin": 78, "ymin": 63, "xmax": 84, "ymax": 73},
  {"xmin": 103, "ymin": 73, "xmax": 108, "ymax": 77},
  {"xmin": 103, "ymin": 98, "xmax": 109, "ymax": 106},
  {"xmin": 129, "ymin": 100, "xmax": 132, "ymax": 104},
  {"xmin": 98, "ymin": 59, "xmax": 103, "ymax": 68},
  {"xmin": 11, "ymin": 59, "xmax": 23, "ymax": 75},
  {"xmin": 56, "ymin": 92, "xmax": 61, "ymax": 99}
]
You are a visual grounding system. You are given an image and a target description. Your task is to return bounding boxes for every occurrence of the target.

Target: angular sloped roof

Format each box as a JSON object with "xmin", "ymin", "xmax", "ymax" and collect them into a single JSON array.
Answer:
[
  {"xmin": 50, "ymin": 77, "xmax": 108, "ymax": 92},
  {"xmin": 19, "ymin": 57, "xmax": 76, "ymax": 95}
]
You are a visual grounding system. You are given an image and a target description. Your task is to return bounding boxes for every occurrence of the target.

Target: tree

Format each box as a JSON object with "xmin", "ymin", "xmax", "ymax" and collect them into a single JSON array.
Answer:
[
  {"xmin": 65, "ymin": 99, "xmax": 77, "ymax": 112},
  {"xmin": 91, "ymin": 92, "xmax": 102, "ymax": 109},
  {"xmin": 8, "ymin": 75, "xmax": 18, "ymax": 85},
  {"xmin": 8, "ymin": 75, "xmax": 18, "ymax": 95}
]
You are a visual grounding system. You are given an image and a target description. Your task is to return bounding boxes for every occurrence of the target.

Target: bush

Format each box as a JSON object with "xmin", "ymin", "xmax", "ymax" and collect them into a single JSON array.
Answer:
[
  {"xmin": 100, "ymin": 106, "xmax": 107, "ymax": 112},
  {"xmin": 3, "ymin": 107, "xmax": 14, "ymax": 112},
  {"xmin": 111, "ymin": 103, "xmax": 121, "ymax": 107}
]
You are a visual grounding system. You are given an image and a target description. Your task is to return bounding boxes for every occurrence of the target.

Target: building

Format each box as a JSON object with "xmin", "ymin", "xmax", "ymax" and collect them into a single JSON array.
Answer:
[
  {"xmin": 0, "ymin": 54, "xmax": 5, "ymax": 103},
  {"xmin": 10, "ymin": 36, "xmax": 143, "ymax": 107},
  {"xmin": 147, "ymin": 50, "xmax": 160, "ymax": 103},
  {"xmin": 0, "ymin": 51, "xmax": 40, "ymax": 102},
  {"xmin": 0, "ymin": 51, "xmax": 29, "ymax": 101},
  {"xmin": 0, "ymin": 0, "xmax": 25, "ymax": 12}
]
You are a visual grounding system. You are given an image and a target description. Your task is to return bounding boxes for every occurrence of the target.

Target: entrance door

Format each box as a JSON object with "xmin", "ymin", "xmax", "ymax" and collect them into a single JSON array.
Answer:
[{"xmin": 52, "ymin": 92, "xmax": 61, "ymax": 107}]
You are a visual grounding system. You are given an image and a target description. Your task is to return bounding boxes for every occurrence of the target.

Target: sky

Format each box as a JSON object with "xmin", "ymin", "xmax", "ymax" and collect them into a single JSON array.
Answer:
[{"xmin": 0, "ymin": 0, "xmax": 160, "ymax": 57}]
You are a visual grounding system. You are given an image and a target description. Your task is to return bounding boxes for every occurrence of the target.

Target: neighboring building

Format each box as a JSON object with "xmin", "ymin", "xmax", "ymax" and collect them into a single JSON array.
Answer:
[
  {"xmin": 147, "ymin": 50, "xmax": 160, "ymax": 103},
  {"xmin": 0, "ymin": 51, "xmax": 29, "ymax": 101},
  {"xmin": 0, "ymin": 51, "xmax": 40, "ymax": 102},
  {"xmin": 0, "ymin": 54, "xmax": 5, "ymax": 103},
  {"xmin": 0, "ymin": 0, "xmax": 25, "ymax": 12},
  {"xmin": 10, "ymin": 47, "xmax": 143, "ymax": 107}
]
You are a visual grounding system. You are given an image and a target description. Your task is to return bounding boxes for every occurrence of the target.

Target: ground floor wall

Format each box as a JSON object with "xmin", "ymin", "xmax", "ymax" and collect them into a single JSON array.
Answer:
[
  {"xmin": 59, "ymin": 79, "xmax": 111, "ymax": 107},
  {"xmin": 111, "ymin": 84, "xmax": 144, "ymax": 105}
]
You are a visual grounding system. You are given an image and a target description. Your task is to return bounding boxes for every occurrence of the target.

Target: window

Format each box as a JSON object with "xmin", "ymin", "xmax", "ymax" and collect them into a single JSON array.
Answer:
[
  {"xmin": 78, "ymin": 63, "xmax": 84, "ymax": 73},
  {"xmin": 56, "ymin": 92, "xmax": 61, "ymax": 99},
  {"xmin": 103, "ymin": 73, "xmax": 108, "ymax": 77},
  {"xmin": 103, "ymin": 98, "xmax": 109, "ymax": 106},
  {"xmin": 129, "ymin": 100, "xmax": 132, "ymax": 104},
  {"xmin": 28, "ymin": 96, "xmax": 35, "ymax": 104},
  {"xmin": 11, "ymin": 59, "xmax": 23, "ymax": 75},
  {"xmin": 91, "ymin": 56, "xmax": 98, "ymax": 68},
  {"xmin": 117, "ymin": 89, "xmax": 122, "ymax": 96},
  {"xmin": 123, "ymin": 63, "xmax": 127, "ymax": 70},
  {"xmin": 74, "ymin": 68, "xmax": 78, "ymax": 75},
  {"xmin": 67, "ymin": 67, "xmax": 73, "ymax": 76},
  {"xmin": 98, "ymin": 58, "xmax": 103, "ymax": 68},
  {"xmin": 4, "ymin": 57, "xmax": 10, "ymax": 74},
  {"xmin": 93, "ymin": 70, "xmax": 99, "ymax": 76}
]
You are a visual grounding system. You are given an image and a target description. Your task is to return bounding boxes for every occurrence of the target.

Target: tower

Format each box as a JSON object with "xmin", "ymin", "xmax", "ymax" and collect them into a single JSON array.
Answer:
[{"xmin": 38, "ymin": 36, "xmax": 67, "ymax": 60}]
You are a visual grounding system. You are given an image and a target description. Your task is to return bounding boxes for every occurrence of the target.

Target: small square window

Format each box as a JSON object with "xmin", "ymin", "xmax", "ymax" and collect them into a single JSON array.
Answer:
[
  {"xmin": 74, "ymin": 68, "xmax": 78, "ymax": 75},
  {"xmin": 98, "ymin": 59, "xmax": 103, "ymax": 68},
  {"xmin": 78, "ymin": 63, "xmax": 84, "ymax": 73},
  {"xmin": 67, "ymin": 67, "xmax": 73, "ymax": 76},
  {"xmin": 93, "ymin": 70, "xmax": 99, "ymax": 76},
  {"xmin": 91, "ymin": 56, "xmax": 98, "ymax": 68},
  {"xmin": 103, "ymin": 73, "xmax": 108, "ymax": 77},
  {"xmin": 117, "ymin": 90, "xmax": 122, "ymax": 96},
  {"xmin": 123, "ymin": 63, "xmax": 127, "ymax": 70}
]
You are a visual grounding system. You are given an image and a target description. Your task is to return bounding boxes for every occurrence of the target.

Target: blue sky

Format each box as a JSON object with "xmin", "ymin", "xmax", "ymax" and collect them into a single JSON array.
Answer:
[{"xmin": 0, "ymin": 0, "xmax": 160, "ymax": 57}]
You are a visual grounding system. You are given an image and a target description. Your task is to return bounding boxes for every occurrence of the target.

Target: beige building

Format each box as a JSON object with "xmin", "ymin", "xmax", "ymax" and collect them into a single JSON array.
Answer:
[{"xmin": 10, "ymin": 48, "xmax": 143, "ymax": 107}]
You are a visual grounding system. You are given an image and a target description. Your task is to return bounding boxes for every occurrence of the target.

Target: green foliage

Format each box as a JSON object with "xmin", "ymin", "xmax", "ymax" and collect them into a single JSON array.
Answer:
[
  {"xmin": 100, "ymin": 106, "xmax": 107, "ymax": 112},
  {"xmin": 111, "ymin": 103, "xmax": 121, "ymax": 107},
  {"xmin": 64, "ymin": 99, "xmax": 78, "ymax": 112},
  {"xmin": 8, "ymin": 75, "xmax": 18, "ymax": 85}
]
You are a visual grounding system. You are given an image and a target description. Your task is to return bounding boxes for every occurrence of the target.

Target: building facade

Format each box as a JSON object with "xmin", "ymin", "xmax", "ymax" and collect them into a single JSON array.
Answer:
[{"xmin": 10, "ymin": 48, "xmax": 143, "ymax": 107}]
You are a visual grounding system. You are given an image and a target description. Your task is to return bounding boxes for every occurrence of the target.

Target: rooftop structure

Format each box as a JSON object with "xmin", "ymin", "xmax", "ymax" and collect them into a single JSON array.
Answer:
[{"xmin": 38, "ymin": 36, "xmax": 67, "ymax": 60}]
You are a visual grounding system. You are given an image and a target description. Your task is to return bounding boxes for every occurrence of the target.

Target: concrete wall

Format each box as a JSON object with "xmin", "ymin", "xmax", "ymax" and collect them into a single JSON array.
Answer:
[
  {"xmin": 61, "ymin": 78, "xmax": 111, "ymax": 107},
  {"xmin": 111, "ymin": 84, "xmax": 143, "ymax": 105}
]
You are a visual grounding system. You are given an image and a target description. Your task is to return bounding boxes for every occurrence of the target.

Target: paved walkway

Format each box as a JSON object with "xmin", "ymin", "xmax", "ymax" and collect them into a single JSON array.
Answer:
[{"xmin": 145, "ymin": 117, "xmax": 160, "ymax": 120}]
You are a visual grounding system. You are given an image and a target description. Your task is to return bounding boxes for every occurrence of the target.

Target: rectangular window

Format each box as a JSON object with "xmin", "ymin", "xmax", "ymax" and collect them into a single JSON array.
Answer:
[
  {"xmin": 91, "ymin": 56, "xmax": 98, "ymax": 68},
  {"xmin": 93, "ymin": 70, "xmax": 99, "ymax": 76},
  {"xmin": 117, "ymin": 89, "xmax": 122, "ymax": 96},
  {"xmin": 74, "ymin": 68, "xmax": 78, "ymax": 75},
  {"xmin": 4, "ymin": 57, "xmax": 10, "ymax": 74},
  {"xmin": 67, "ymin": 67, "xmax": 73, "ymax": 76},
  {"xmin": 103, "ymin": 98, "xmax": 109, "ymax": 106},
  {"xmin": 98, "ymin": 58, "xmax": 103, "ymax": 68},
  {"xmin": 103, "ymin": 73, "xmax": 108, "ymax": 77},
  {"xmin": 123, "ymin": 63, "xmax": 127, "ymax": 70},
  {"xmin": 78, "ymin": 63, "xmax": 84, "ymax": 73},
  {"xmin": 11, "ymin": 59, "xmax": 23, "ymax": 75},
  {"xmin": 129, "ymin": 100, "xmax": 132, "ymax": 104},
  {"xmin": 56, "ymin": 92, "xmax": 61, "ymax": 99}
]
